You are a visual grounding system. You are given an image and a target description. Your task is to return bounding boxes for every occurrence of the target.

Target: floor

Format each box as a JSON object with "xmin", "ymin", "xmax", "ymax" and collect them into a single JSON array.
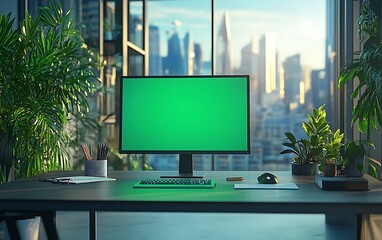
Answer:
[{"xmin": 8, "ymin": 212, "xmax": 354, "ymax": 240}]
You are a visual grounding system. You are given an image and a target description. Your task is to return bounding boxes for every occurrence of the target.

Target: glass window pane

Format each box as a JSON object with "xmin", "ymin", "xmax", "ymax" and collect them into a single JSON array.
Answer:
[
  {"xmin": 128, "ymin": 49, "xmax": 144, "ymax": 76},
  {"xmin": 129, "ymin": 0, "xmax": 144, "ymax": 49},
  {"xmin": 215, "ymin": 0, "xmax": 329, "ymax": 170},
  {"xmin": 148, "ymin": 0, "xmax": 212, "ymax": 76}
]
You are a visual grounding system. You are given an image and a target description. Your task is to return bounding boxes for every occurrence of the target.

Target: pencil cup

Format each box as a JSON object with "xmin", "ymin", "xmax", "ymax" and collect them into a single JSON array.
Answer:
[{"xmin": 85, "ymin": 160, "xmax": 107, "ymax": 177}]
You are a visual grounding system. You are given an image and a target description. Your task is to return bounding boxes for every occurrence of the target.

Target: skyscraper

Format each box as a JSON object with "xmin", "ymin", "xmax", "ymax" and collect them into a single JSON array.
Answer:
[
  {"xmin": 311, "ymin": 69, "xmax": 326, "ymax": 108},
  {"xmin": 149, "ymin": 25, "xmax": 162, "ymax": 75},
  {"xmin": 259, "ymin": 32, "xmax": 277, "ymax": 99},
  {"xmin": 166, "ymin": 31, "xmax": 185, "ymax": 75},
  {"xmin": 183, "ymin": 32, "xmax": 194, "ymax": 75},
  {"xmin": 193, "ymin": 43, "xmax": 203, "ymax": 74},
  {"xmin": 239, "ymin": 36, "xmax": 259, "ymax": 77},
  {"xmin": 325, "ymin": 0, "xmax": 337, "ymax": 124},
  {"xmin": 216, "ymin": 11, "xmax": 232, "ymax": 74},
  {"xmin": 283, "ymin": 54, "xmax": 302, "ymax": 107}
]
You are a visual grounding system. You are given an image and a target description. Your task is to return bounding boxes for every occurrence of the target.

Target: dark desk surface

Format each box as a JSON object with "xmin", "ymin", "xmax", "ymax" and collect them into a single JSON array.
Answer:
[{"xmin": 0, "ymin": 171, "xmax": 382, "ymax": 215}]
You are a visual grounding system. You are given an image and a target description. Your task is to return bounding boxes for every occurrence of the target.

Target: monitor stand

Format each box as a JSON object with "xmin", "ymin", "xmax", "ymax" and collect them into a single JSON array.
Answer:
[{"xmin": 160, "ymin": 154, "xmax": 206, "ymax": 178}]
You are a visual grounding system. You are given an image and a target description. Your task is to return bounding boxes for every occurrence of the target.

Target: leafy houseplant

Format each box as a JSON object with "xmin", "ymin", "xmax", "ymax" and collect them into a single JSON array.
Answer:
[
  {"xmin": 340, "ymin": 140, "xmax": 378, "ymax": 177},
  {"xmin": 318, "ymin": 130, "xmax": 344, "ymax": 176},
  {"xmin": 281, "ymin": 105, "xmax": 344, "ymax": 175},
  {"xmin": 0, "ymin": 1, "xmax": 99, "ymax": 182},
  {"xmin": 302, "ymin": 105, "xmax": 343, "ymax": 176},
  {"xmin": 337, "ymin": 0, "xmax": 382, "ymax": 179},
  {"xmin": 338, "ymin": 1, "xmax": 382, "ymax": 138}
]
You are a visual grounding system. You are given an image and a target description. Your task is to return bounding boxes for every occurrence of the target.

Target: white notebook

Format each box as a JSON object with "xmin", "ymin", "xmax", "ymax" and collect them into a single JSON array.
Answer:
[{"xmin": 47, "ymin": 176, "xmax": 116, "ymax": 184}]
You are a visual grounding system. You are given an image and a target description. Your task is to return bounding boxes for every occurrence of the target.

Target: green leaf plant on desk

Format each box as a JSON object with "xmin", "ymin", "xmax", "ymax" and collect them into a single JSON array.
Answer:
[
  {"xmin": 337, "ymin": 1, "xmax": 381, "ymax": 179},
  {"xmin": 0, "ymin": 0, "xmax": 100, "ymax": 183},
  {"xmin": 340, "ymin": 140, "xmax": 379, "ymax": 178},
  {"xmin": 281, "ymin": 105, "xmax": 344, "ymax": 176}
]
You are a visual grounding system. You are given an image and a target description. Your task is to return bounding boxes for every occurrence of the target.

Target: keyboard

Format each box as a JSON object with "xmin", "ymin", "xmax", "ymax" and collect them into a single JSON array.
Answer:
[{"xmin": 133, "ymin": 178, "xmax": 216, "ymax": 189}]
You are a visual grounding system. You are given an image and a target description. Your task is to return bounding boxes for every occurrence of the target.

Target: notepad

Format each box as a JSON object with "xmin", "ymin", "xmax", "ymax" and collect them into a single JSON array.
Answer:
[
  {"xmin": 43, "ymin": 176, "xmax": 116, "ymax": 184},
  {"xmin": 234, "ymin": 183, "xmax": 299, "ymax": 190}
]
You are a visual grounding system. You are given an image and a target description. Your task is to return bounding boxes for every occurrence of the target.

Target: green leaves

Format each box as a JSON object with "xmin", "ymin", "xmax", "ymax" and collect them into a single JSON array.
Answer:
[
  {"xmin": 337, "ymin": 2, "xmax": 382, "ymax": 136},
  {"xmin": 0, "ymin": 0, "xmax": 100, "ymax": 179},
  {"xmin": 281, "ymin": 105, "xmax": 344, "ymax": 165}
]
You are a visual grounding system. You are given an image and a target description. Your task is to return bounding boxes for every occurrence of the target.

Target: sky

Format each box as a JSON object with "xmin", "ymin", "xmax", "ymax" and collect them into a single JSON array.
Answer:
[{"xmin": 139, "ymin": 0, "xmax": 326, "ymax": 70}]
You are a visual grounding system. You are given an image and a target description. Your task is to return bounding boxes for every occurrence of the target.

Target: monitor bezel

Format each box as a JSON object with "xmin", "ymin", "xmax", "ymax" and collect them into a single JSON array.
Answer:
[{"xmin": 118, "ymin": 75, "xmax": 251, "ymax": 155}]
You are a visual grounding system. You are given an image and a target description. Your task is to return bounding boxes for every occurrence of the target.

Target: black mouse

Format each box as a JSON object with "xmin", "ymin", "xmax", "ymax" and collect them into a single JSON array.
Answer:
[{"xmin": 257, "ymin": 173, "xmax": 278, "ymax": 184}]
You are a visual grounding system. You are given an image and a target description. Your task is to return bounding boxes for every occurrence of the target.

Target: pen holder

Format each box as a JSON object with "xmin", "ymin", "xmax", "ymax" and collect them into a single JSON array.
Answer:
[{"xmin": 85, "ymin": 160, "xmax": 107, "ymax": 177}]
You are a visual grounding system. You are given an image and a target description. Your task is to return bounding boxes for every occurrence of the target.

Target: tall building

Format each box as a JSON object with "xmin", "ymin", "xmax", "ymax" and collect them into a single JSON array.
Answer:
[
  {"xmin": 193, "ymin": 43, "xmax": 203, "ymax": 74},
  {"xmin": 165, "ymin": 31, "xmax": 185, "ymax": 75},
  {"xmin": 149, "ymin": 25, "xmax": 162, "ymax": 75},
  {"xmin": 183, "ymin": 32, "xmax": 194, "ymax": 75},
  {"xmin": 301, "ymin": 65, "xmax": 312, "ymax": 108},
  {"xmin": 239, "ymin": 36, "xmax": 259, "ymax": 77},
  {"xmin": 216, "ymin": 11, "xmax": 232, "ymax": 74},
  {"xmin": 325, "ymin": 0, "xmax": 337, "ymax": 123},
  {"xmin": 311, "ymin": 69, "xmax": 327, "ymax": 108},
  {"xmin": 259, "ymin": 32, "xmax": 277, "ymax": 102},
  {"xmin": 283, "ymin": 54, "xmax": 302, "ymax": 107}
]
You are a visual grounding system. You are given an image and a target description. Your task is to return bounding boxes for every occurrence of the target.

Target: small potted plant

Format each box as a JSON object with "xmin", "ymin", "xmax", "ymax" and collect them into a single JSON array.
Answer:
[
  {"xmin": 317, "ymin": 129, "xmax": 344, "ymax": 177},
  {"xmin": 281, "ymin": 105, "xmax": 344, "ymax": 176},
  {"xmin": 340, "ymin": 140, "xmax": 377, "ymax": 177},
  {"xmin": 281, "ymin": 133, "xmax": 320, "ymax": 175}
]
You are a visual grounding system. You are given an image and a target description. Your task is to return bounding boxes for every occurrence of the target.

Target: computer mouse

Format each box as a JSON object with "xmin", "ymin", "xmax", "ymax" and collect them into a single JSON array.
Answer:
[{"xmin": 257, "ymin": 172, "xmax": 279, "ymax": 184}]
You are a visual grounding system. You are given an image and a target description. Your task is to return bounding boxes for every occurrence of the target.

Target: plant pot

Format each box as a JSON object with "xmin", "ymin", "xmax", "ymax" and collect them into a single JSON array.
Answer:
[
  {"xmin": 322, "ymin": 163, "xmax": 336, "ymax": 177},
  {"xmin": 291, "ymin": 163, "xmax": 316, "ymax": 176},
  {"xmin": 4, "ymin": 216, "xmax": 40, "ymax": 240},
  {"xmin": 345, "ymin": 159, "xmax": 363, "ymax": 177}
]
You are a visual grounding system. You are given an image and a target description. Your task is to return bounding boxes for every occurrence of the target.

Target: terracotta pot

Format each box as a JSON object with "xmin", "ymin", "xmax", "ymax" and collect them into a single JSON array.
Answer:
[{"xmin": 323, "ymin": 163, "xmax": 336, "ymax": 177}]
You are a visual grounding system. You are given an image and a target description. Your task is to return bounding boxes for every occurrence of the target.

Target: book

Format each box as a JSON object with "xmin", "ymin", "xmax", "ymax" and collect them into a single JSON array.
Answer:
[{"xmin": 314, "ymin": 174, "xmax": 368, "ymax": 191}]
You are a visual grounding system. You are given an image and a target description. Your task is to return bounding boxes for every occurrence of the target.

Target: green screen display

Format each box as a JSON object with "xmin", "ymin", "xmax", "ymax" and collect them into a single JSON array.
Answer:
[{"xmin": 120, "ymin": 76, "xmax": 249, "ymax": 153}]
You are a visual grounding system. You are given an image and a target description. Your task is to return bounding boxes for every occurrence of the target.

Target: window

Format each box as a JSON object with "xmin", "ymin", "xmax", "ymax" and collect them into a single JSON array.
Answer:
[
  {"xmin": 15, "ymin": 0, "xmax": 344, "ymax": 171},
  {"xmin": 143, "ymin": 0, "xmax": 334, "ymax": 171}
]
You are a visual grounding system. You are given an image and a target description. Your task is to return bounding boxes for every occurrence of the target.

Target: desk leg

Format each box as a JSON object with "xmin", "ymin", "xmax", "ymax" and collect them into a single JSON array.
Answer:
[
  {"xmin": 89, "ymin": 210, "xmax": 97, "ymax": 240},
  {"xmin": 40, "ymin": 211, "xmax": 59, "ymax": 240},
  {"xmin": 357, "ymin": 214, "xmax": 362, "ymax": 240}
]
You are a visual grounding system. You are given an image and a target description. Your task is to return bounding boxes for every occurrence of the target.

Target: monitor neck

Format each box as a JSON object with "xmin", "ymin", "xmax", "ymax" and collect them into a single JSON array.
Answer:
[
  {"xmin": 179, "ymin": 153, "xmax": 193, "ymax": 175},
  {"xmin": 160, "ymin": 154, "xmax": 206, "ymax": 178}
]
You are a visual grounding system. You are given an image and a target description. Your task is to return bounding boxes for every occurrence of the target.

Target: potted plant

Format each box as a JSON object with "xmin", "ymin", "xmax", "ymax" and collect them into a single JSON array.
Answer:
[
  {"xmin": 281, "ymin": 105, "xmax": 344, "ymax": 176},
  {"xmin": 337, "ymin": 0, "xmax": 382, "ymax": 180},
  {"xmin": 0, "ymin": 0, "xmax": 100, "ymax": 182},
  {"xmin": 281, "ymin": 105, "xmax": 343, "ymax": 175},
  {"xmin": 340, "ymin": 139, "xmax": 379, "ymax": 177},
  {"xmin": 316, "ymin": 129, "xmax": 344, "ymax": 177},
  {"xmin": 302, "ymin": 105, "xmax": 343, "ymax": 176},
  {"xmin": 281, "ymin": 133, "xmax": 319, "ymax": 175},
  {"xmin": 0, "ymin": 1, "xmax": 100, "ymax": 238}
]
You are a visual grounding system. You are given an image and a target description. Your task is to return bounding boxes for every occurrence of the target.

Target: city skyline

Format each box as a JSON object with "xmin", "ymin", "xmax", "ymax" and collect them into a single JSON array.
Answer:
[{"xmin": 146, "ymin": 0, "xmax": 326, "ymax": 70}]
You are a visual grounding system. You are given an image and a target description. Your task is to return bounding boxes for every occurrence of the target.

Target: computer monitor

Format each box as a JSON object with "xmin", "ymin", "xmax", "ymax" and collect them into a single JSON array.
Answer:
[{"xmin": 119, "ymin": 75, "xmax": 250, "ymax": 178}]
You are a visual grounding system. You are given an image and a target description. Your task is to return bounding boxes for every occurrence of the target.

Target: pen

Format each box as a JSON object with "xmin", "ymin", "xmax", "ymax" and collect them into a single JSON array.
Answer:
[{"xmin": 226, "ymin": 177, "xmax": 244, "ymax": 181}]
